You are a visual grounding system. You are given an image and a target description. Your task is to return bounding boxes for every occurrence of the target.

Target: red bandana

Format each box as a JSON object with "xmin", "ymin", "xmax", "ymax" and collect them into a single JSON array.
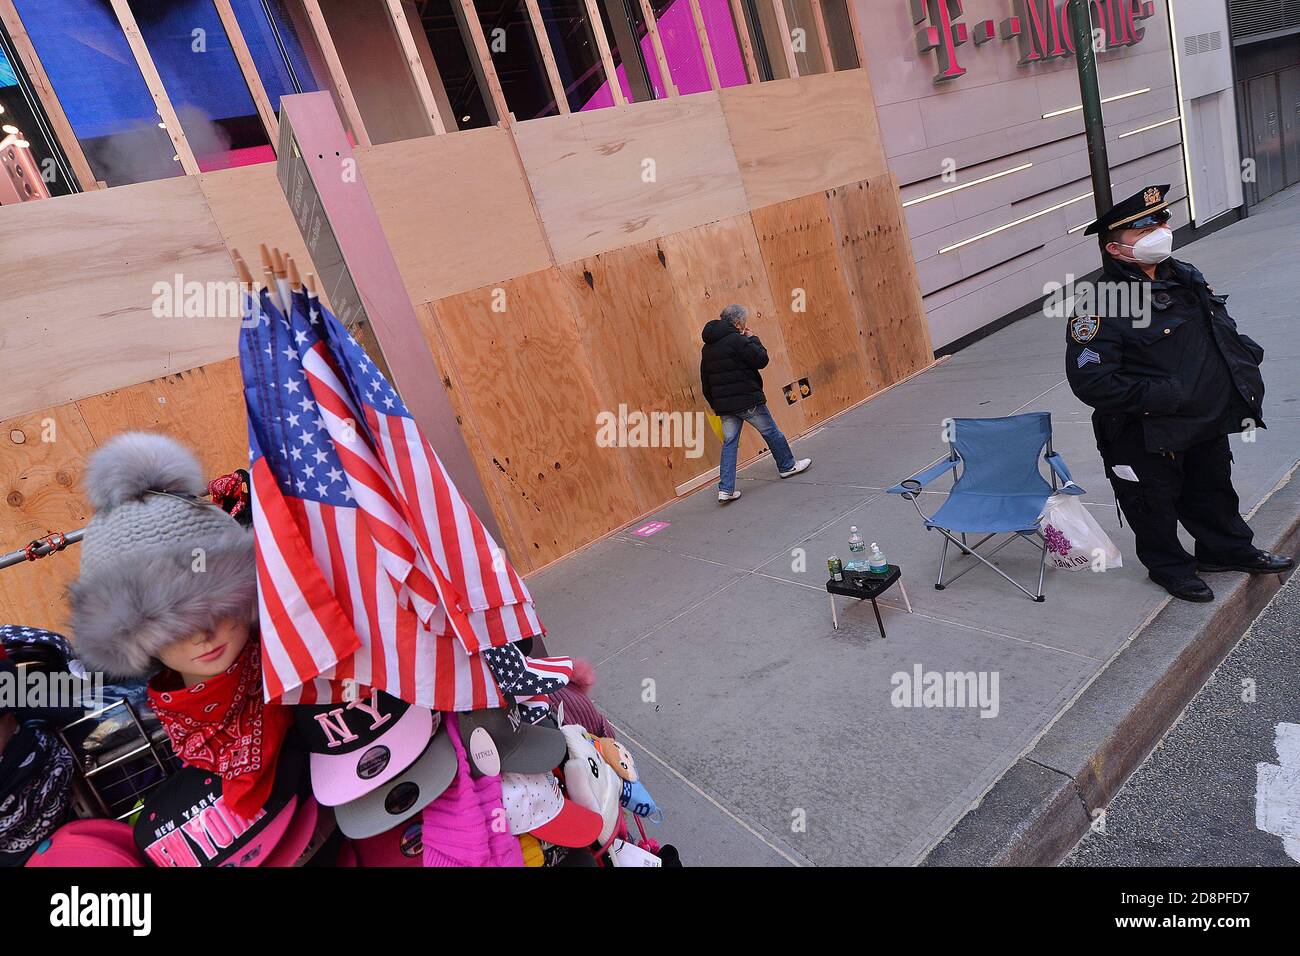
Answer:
[{"xmin": 147, "ymin": 639, "xmax": 292, "ymax": 818}]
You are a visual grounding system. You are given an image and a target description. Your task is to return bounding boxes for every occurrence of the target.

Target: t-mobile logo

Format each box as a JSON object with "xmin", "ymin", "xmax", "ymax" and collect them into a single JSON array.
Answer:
[{"xmin": 911, "ymin": 0, "xmax": 1156, "ymax": 83}]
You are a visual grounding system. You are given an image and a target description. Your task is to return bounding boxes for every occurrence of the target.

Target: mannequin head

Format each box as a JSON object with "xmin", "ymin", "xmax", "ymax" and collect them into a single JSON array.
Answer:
[{"xmin": 155, "ymin": 617, "xmax": 251, "ymax": 687}]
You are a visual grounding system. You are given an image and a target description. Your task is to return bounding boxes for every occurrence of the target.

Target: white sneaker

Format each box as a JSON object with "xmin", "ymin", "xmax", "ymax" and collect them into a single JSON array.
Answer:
[
  {"xmin": 779, "ymin": 458, "xmax": 812, "ymax": 478},
  {"xmin": 718, "ymin": 490, "xmax": 742, "ymax": 503}
]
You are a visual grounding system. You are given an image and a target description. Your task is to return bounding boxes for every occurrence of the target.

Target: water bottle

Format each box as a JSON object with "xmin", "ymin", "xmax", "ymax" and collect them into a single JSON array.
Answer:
[
  {"xmin": 848, "ymin": 527, "xmax": 865, "ymax": 554},
  {"xmin": 869, "ymin": 542, "xmax": 888, "ymax": 574}
]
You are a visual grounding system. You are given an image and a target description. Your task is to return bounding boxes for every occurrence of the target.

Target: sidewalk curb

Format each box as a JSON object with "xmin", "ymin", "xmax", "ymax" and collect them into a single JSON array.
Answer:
[{"xmin": 921, "ymin": 463, "xmax": 1300, "ymax": 867}]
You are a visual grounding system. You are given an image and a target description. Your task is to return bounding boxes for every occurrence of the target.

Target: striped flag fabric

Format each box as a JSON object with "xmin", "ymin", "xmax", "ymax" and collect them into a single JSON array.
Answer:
[{"xmin": 238, "ymin": 287, "xmax": 545, "ymax": 709}]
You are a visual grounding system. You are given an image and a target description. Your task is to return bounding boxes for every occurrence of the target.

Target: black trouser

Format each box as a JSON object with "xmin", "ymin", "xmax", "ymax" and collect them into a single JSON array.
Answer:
[{"xmin": 1095, "ymin": 418, "xmax": 1256, "ymax": 581}]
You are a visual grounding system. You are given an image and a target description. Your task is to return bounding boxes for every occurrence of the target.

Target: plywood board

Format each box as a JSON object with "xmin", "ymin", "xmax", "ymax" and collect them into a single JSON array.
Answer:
[
  {"xmin": 197, "ymin": 163, "xmax": 330, "ymax": 308},
  {"xmin": 750, "ymin": 192, "xmax": 869, "ymax": 425},
  {"xmin": 73, "ymin": 360, "xmax": 250, "ymax": 483},
  {"xmin": 414, "ymin": 302, "xmax": 533, "ymax": 571},
  {"xmin": 657, "ymin": 216, "xmax": 806, "ymax": 464},
  {"xmin": 0, "ymin": 404, "xmax": 97, "ymax": 633},
  {"xmin": 424, "ymin": 270, "xmax": 641, "ymax": 570},
  {"xmin": 357, "ymin": 128, "xmax": 553, "ymax": 304},
  {"xmin": 513, "ymin": 94, "xmax": 749, "ymax": 262},
  {"xmin": 558, "ymin": 240, "xmax": 713, "ymax": 511},
  {"xmin": 827, "ymin": 176, "xmax": 933, "ymax": 384},
  {"xmin": 719, "ymin": 69, "xmax": 888, "ymax": 209},
  {"xmin": 0, "ymin": 176, "xmax": 236, "ymax": 422}
]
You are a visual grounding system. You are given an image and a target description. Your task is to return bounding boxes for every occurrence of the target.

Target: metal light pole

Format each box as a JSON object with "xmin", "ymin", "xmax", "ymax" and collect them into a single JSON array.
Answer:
[{"xmin": 1068, "ymin": 0, "xmax": 1112, "ymax": 216}]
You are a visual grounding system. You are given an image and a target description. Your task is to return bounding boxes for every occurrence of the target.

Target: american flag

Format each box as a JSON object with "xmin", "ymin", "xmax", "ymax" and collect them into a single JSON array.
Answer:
[{"xmin": 239, "ymin": 287, "xmax": 545, "ymax": 709}]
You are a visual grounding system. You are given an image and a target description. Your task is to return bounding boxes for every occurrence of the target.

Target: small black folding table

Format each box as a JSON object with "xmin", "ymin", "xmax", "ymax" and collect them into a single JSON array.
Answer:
[{"xmin": 825, "ymin": 565, "xmax": 911, "ymax": 638}]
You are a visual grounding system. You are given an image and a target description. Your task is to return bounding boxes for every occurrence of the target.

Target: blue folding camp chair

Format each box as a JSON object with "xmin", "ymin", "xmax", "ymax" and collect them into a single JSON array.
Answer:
[{"xmin": 886, "ymin": 412, "xmax": 1084, "ymax": 601}]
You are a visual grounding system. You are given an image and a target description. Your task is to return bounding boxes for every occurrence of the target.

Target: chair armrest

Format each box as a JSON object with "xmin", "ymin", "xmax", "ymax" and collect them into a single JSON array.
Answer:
[
  {"xmin": 888, "ymin": 458, "xmax": 958, "ymax": 498},
  {"xmin": 1046, "ymin": 453, "xmax": 1085, "ymax": 495}
]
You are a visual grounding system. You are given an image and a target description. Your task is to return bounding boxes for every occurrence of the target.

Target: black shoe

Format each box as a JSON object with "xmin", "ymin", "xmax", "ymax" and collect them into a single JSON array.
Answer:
[
  {"xmin": 1197, "ymin": 551, "xmax": 1295, "ymax": 574},
  {"xmin": 1149, "ymin": 573, "xmax": 1214, "ymax": 603}
]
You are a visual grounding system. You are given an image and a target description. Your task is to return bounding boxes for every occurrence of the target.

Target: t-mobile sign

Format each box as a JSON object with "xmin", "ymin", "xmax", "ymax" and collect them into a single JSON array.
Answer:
[{"xmin": 911, "ymin": 0, "xmax": 1156, "ymax": 82}]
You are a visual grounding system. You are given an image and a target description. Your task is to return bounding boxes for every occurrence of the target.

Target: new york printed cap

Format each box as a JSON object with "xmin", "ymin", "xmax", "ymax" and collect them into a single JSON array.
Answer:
[
  {"xmin": 293, "ymin": 690, "xmax": 433, "ymax": 806},
  {"xmin": 333, "ymin": 714, "xmax": 457, "ymax": 839},
  {"xmin": 134, "ymin": 747, "xmax": 306, "ymax": 867}
]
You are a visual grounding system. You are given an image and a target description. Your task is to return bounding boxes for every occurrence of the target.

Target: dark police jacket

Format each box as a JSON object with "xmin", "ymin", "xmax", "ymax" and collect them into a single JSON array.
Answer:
[
  {"xmin": 700, "ymin": 318, "xmax": 769, "ymax": 414},
  {"xmin": 1065, "ymin": 256, "xmax": 1266, "ymax": 454}
]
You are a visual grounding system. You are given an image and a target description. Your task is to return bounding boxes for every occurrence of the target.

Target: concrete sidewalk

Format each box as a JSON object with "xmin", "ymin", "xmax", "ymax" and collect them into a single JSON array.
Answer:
[{"xmin": 529, "ymin": 185, "xmax": 1300, "ymax": 867}]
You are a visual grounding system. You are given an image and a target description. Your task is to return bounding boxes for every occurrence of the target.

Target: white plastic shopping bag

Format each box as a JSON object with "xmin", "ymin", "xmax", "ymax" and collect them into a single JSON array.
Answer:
[{"xmin": 1039, "ymin": 493, "xmax": 1122, "ymax": 571}]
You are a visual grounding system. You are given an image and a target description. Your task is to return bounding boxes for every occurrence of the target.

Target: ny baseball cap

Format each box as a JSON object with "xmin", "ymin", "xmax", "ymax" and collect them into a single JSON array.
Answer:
[
  {"xmin": 457, "ymin": 707, "xmax": 567, "ymax": 776},
  {"xmin": 348, "ymin": 818, "xmax": 426, "ymax": 867},
  {"xmin": 334, "ymin": 715, "xmax": 457, "ymax": 839},
  {"xmin": 134, "ymin": 746, "xmax": 306, "ymax": 867},
  {"xmin": 26, "ymin": 819, "xmax": 144, "ymax": 868},
  {"xmin": 499, "ymin": 770, "xmax": 603, "ymax": 848},
  {"xmin": 293, "ymin": 691, "xmax": 433, "ymax": 806}
]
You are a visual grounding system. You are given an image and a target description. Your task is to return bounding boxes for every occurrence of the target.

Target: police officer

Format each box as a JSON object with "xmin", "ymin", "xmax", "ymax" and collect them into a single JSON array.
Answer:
[{"xmin": 1065, "ymin": 185, "xmax": 1293, "ymax": 602}]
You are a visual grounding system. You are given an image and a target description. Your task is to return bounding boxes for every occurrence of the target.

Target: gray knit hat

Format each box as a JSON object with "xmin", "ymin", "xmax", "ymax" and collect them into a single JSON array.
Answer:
[{"xmin": 67, "ymin": 432, "xmax": 256, "ymax": 679}]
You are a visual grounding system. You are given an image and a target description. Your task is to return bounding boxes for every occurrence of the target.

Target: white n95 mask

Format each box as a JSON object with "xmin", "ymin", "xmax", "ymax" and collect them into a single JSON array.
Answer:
[{"xmin": 1117, "ymin": 227, "xmax": 1173, "ymax": 264}]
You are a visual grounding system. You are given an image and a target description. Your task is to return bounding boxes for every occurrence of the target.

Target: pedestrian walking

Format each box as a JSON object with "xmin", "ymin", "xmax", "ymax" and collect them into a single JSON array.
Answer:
[
  {"xmin": 700, "ymin": 304, "xmax": 810, "ymax": 503},
  {"xmin": 1065, "ymin": 185, "xmax": 1293, "ymax": 602}
]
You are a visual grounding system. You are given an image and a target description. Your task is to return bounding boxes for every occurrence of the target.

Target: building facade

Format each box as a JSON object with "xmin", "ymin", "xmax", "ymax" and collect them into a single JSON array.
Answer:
[
  {"xmin": 0, "ymin": 0, "xmax": 1270, "ymax": 628},
  {"xmin": 853, "ymin": 0, "xmax": 1248, "ymax": 351}
]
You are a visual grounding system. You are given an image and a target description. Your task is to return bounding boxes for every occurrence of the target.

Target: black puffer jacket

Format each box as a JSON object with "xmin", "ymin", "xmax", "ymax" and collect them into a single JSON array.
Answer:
[
  {"xmin": 700, "ymin": 319, "xmax": 769, "ymax": 414},
  {"xmin": 1065, "ymin": 256, "xmax": 1265, "ymax": 453}
]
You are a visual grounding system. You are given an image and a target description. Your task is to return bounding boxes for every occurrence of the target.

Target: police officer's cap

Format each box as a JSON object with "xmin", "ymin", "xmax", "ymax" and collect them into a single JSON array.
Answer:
[{"xmin": 1083, "ymin": 184, "xmax": 1171, "ymax": 236}]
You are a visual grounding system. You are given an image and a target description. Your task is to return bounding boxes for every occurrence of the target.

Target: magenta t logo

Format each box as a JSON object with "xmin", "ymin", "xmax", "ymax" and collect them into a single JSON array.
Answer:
[
  {"xmin": 912, "ymin": 0, "xmax": 969, "ymax": 82},
  {"xmin": 911, "ymin": 1, "xmax": 1156, "ymax": 83}
]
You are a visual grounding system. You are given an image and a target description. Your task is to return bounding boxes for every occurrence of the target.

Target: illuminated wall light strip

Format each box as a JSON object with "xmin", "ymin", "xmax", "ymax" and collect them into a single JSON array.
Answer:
[
  {"xmin": 1118, "ymin": 116, "xmax": 1181, "ymax": 138},
  {"xmin": 939, "ymin": 192, "xmax": 1093, "ymax": 253},
  {"xmin": 902, "ymin": 162, "xmax": 1034, "ymax": 207},
  {"xmin": 1166, "ymin": 0, "xmax": 1197, "ymax": 222},
  {"xmin": 1041, "ymin": 87, "xmax": 1150, "ymax": 119}
]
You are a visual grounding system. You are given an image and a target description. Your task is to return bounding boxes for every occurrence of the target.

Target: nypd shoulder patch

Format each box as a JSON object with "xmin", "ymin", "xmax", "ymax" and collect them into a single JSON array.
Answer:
[
  {"xmin": 1076, "ymin": 348, "xmax": 1101, "ymax": 369},
  {"xmin": 1069, "ymin": 313, "xmax": 1099, "ymax": 344}
]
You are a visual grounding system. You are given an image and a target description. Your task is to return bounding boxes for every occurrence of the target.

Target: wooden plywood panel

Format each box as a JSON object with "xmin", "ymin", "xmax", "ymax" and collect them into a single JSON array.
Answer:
[
  {"xmin": 558, "ymin": 241, "xmax": 712, "ymax": 512},
  {"xmin": 656, "ymin": 216, "xmax": 806, "ymax": 465},
  {"xmin": 750, "ymin": 193, "xmax": 870, "ymax": 425},
  {"xmin": 720, "ymin": 69, "xmax": 888, "ymax": 209},
  {"xmin": 0, "ymin": 176, "xmax": 235, "ymax": 422},
  {"xmin": 197, "ymin": 163, "xmax": 331, "ymax": 309},
  {"xmin": 513, "ymin": 94, "xmax": 749, "ymax": 262},
  {"xmin": 423, "ymin": 270, "xmax": 640, "ymax": 570},
  {"xmin": 0, "ymin": 405, "xmax": 97, "ymax": 633},
  {"xmin": 827, "ymin": 176, "xmax": 933, "ymax": 384},
  {"xmin": 357, "ymin": 128, "xmax": 553, "ymax": 304},
  {"xmin": 74, "ymin": 360, "xmax": 250, "ymax": 483}
]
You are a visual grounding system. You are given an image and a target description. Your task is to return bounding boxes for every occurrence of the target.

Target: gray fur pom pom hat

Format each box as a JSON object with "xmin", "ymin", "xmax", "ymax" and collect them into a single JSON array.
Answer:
[{"xmin": 67, "ymin": 432, "xmax": 256, "ymax": 680}]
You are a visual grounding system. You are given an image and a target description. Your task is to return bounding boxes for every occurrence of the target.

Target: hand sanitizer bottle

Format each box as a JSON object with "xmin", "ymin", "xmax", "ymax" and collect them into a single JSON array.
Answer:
[{"xmin": 869, "ymin": 542, "xmax": 888, "ymax": 574}]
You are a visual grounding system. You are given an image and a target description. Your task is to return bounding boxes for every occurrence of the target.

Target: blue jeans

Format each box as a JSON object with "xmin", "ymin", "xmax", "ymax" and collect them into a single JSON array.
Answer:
[{"xmin": 718, "ymin": 404, "xmax": 796, "ymax": 493}]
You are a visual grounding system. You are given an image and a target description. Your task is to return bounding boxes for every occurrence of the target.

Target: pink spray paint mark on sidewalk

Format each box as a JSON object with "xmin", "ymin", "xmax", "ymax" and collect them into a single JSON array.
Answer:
[{"xmin": 631, "ymin": 521, "xmax": 670, "ymax": 538}]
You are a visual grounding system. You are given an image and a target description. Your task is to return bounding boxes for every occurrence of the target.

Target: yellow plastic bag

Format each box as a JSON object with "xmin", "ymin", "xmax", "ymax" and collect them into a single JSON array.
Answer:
[{"xmin": 706, "ymin": 412, "xmax": 724, "ymax": 443}]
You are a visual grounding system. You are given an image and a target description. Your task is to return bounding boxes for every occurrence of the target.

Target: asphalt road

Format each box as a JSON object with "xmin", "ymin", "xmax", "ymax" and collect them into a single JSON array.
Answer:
[{"xmin": 1066, "ymin": 572, "xmax": 1300, "ymax": 866}]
